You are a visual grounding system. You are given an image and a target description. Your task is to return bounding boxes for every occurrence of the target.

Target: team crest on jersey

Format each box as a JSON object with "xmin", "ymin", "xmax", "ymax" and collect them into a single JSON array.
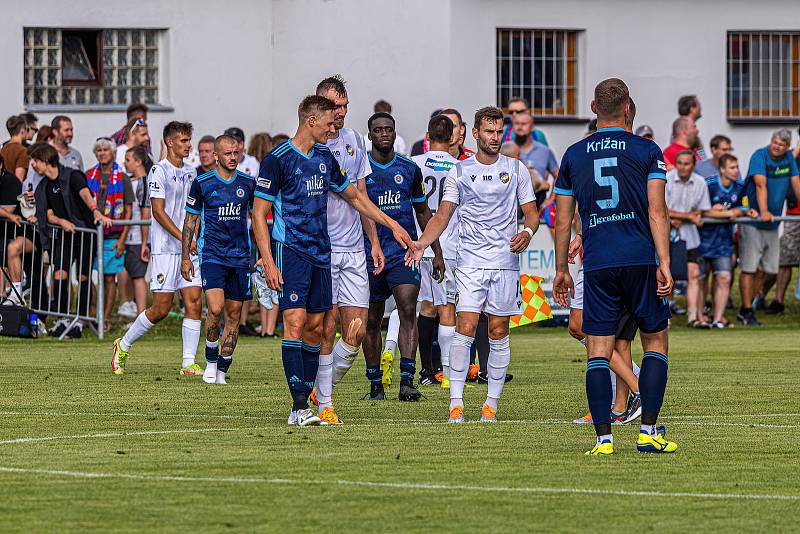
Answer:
[
  {"xmin": 289, "ymin": 292, "xmax": 299, "ymax": 302},
  {"xmin": 319, "ymin": 163, "xmax": 327, "ymax": 173},
  {"xmin": 156, "ymin": 273, "xmax": 165, "ymax": 284},
  {"xmin": 394, "ymin": 174, "xmax": 404, "ymax": 184},
  {"xmin": 499, "ymin": 172, "xmax": 510, "ymax": 184},
  {"xmin": 346, "ymin": 144, "xmax": 355, "ymax": 157},
  {"xmin": 236, "ymin": 187, "xmax": 245, "ymax": 198}
]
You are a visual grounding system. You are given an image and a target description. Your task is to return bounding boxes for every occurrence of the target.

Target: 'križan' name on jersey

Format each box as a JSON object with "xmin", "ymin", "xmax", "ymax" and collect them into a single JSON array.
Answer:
[{"xmin": 555, "ymin": 127, "xmax": 667, "ymax": 272}]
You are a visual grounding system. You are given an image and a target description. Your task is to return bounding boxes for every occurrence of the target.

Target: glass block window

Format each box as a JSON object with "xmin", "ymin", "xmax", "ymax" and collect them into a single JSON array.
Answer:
[
  {"xmin": 24, "ymin": 28, "xmax": 161, "ymax": 106},
  {"xmin": 496, "ymin": 29, "xmax": 579, "ymax": 117}
]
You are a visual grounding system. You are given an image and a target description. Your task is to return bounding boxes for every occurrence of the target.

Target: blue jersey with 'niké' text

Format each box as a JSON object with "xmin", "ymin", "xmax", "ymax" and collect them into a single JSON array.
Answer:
[
  {"xmin": 364, "ymin": 153, "xmax": 425, "ymax": 269},
  {"xmin": 255, "ymin": 140, "xmax": 349, "ymax": 267},
  {"xmin": 555, "ymin": 127, "xmax": 667, "ymax": 272},
  {"xmin": 186, "ymin": 169, "xmax": 255, "ymax": 268}
]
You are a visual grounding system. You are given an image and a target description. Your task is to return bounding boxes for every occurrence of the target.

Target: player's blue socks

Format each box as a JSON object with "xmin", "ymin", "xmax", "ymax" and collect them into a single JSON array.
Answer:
[
  {"xmin": 586, "ymin": 357, "xmax": 612, "ymax": 435},
  {"xmin": 205, "ymin": 340, "xmax": 219, "ymax": 364},
  {"xmin": 640, "ymin": 351, "xmax": 669, "ymax": 425},
  {"xmin": 282, "ymin": 339, "xmax": 307, "ymax": 410},
  {"xmin": 217, "ymin": 356, "xmax": 232, "ymax": 374},
  {"xmin": 400, "ymin": 358, "xmax": 416, "ymax": 385},
  {"xmin": 366, "ymin": 365, "xmax": 382, "ymax": 385},
  {"xmin": 301, "ymin": 342, "xmax": 321, "ymax": 396}
]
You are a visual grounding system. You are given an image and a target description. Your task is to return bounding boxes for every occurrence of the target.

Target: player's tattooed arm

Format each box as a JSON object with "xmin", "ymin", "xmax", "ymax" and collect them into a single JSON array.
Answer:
[{"xmin": 180, "ymin": 212, "xmax": 199, "ymax": 281}]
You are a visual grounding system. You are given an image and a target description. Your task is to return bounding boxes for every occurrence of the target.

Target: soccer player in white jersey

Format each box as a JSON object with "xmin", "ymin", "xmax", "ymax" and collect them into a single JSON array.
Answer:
[
  {"xmin": 411, "ymin": 115, "xmax": 458, "ymax": 386},
  {"xmin": 309, "ymin": 75, "xmax": 379, "ymax": 424},
  {"xmin": 406, "ymin": 107, "xmax": 540, "ymax": 423},
  {"xmin": 112, "ymin": 121, "xmax": 203, "ymax": 375}
]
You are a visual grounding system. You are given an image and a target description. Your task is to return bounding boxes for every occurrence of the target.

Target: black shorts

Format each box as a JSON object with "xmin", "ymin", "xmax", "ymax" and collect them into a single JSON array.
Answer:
[
  {"xmin": 274, "ymin": 241, "xmax": 332, "ymax": 313},
  {"xmin": 124, "ymin": 244, "xmax": 149, "ymax": 278},
  {"xmin": 50, "ymin": 231, "xmax": 95, "ymax": 275},
  {"xmin": 615, "ymin": 310, "xmax": 638, "ymax": 341},
  {"xmin": 687, "ymin": 247, "xmax": 701, "ymax": 264},
  {"xmin": 201, "ymin": 262, "xmax": 252, "ymax": 301}
]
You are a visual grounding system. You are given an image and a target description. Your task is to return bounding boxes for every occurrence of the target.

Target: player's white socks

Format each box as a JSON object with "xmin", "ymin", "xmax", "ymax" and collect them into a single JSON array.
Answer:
[
  {"xmin": 181, "ymin": 318, "xmax": 201, "ymax": 367},
  {"xmin": 316, "ymin": 353, "xmax": 334, "ymax": 409},
  {"xmin": 449, "ymin": 332, "xmax": 473, "ymax": 410},
  {"xmin": 486, "ymin": 336, "xmax": 510, "ymax": 411},
  {"xmin": 331, "ymin": 338, "xmax": 359, "ymax": 386},
  {"xmin": 384, "ymin": 309, "xmax": 400, "ymax": 354},
  {"xmin": 120, "ymin": 311, "xmax": 155, "ymax": 352},
  {"xmin": 203, "ymin": 361, "xmax": 217, "ymax": 384},
  {"xmin": 438, "ymin": 324, "xmax": 456, "ymax": 379}
]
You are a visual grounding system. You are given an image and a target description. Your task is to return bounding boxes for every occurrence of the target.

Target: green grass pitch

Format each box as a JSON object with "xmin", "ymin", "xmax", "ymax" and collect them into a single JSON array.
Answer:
[{"xmin": 0, "ymin": 317, "xmax": 798, "ymax": 532}]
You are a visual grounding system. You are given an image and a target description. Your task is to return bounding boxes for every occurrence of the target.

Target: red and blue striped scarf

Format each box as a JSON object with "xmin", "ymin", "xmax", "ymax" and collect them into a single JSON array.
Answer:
[{"xmin": 87, "ymin": 162, "xmax": 125, "ymax": 234}]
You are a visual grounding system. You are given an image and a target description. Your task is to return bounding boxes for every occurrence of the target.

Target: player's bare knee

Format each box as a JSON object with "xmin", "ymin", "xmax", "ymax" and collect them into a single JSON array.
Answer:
[
  {"xmin": 488, "ymin": 324, "xmax": 509, "ymax": 340},
  {"xmin": 419, "ymin": 300, "xmax": 436, "ymax": 318}
]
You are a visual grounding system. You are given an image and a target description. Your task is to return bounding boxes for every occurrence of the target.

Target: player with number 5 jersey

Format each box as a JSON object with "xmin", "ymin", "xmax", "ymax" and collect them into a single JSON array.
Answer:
[{"xmin": 553, "ymin": 78, "xmax": 676, "ymax": 457}]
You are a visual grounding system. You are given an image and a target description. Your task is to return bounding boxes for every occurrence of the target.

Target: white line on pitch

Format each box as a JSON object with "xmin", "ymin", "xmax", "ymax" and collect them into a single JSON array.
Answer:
[
  {"xmin": 0, "ymin": 466, "xmax": 796, "ymax": 502},
  {"xmin": 0, "ymin": 428, "xmax": 245, "ymax": 445},
  {"xmin": 1, "ymin": 410, "xmax": 799, "ymax": 423}
]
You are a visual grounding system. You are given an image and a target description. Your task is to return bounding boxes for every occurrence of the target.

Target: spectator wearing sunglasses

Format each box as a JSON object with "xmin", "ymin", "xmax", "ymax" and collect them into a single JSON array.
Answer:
[
  {"xmin": 501, "ymin": 97, "xmax": 549, "ymax": 146},
  {"xmin": 111, "ymin": 103, "xmax": 149, "ymax": 148},
  {"xmin": 115, "ymin": 118, "xmax": 151, "ymax": 167}
]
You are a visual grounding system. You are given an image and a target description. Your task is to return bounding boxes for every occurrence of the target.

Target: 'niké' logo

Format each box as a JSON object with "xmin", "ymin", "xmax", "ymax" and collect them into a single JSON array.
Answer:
[
  {"xmin": 377, "ymin": 190, "xmax": 401, "ymax": 207},
  {"xmin": 218, "ymin": 202, "xmax": 241, "ymax": 217}
]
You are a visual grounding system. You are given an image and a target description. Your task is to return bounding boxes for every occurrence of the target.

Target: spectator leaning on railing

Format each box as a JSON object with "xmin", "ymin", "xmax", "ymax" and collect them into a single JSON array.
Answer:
[
  {"xmin": 87, "ymin": 137, "xmax": 134, "ymax": 331},
  {"xmin": 29, "ymin": 143, "xmax": 111, "ymax": 338},
  {"xmin": 665, "ymin": 150, "xmax": 712, "ymax": 328},
  {"xmin": 698, "ymin": 154, "xmax": 756, "ymax": 328},
  {"xmin": 737, "ymin": 128, "xmax": 800, "ymax": 326}
]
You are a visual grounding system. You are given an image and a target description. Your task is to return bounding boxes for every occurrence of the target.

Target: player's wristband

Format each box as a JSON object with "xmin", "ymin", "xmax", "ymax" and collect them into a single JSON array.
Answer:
[{"xmin": 522, "ymin": 227, "xmax": 534, "ymax": 238}]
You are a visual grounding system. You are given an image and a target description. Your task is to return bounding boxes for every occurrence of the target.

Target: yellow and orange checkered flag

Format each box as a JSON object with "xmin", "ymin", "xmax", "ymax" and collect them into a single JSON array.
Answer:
[{"xmin": 510, "ymin": 274, "xmax": 552, "ymax": 328}]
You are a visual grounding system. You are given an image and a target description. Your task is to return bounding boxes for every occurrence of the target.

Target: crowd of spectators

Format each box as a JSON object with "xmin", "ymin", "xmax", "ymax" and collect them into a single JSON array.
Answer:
[{"xmin": 0, "ymin": 94, "xmax": 799, "ymax": 338}]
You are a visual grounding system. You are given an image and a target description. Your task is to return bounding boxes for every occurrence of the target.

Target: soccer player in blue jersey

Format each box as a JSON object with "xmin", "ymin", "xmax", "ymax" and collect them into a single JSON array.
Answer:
[
  {"xmin": 251, "ymin": 96, "xmax": 413, "ymax": 427},
  {"xmin": 362, "ymin": 112, "xmax": 444, "ymax": 402},
  {"xmin": 553, "ymin": 78, "xmax": 678, "ymax": 456},
  {"xmin": 181, "ymin": 134, "xmax": 256, "ymax": 385}
]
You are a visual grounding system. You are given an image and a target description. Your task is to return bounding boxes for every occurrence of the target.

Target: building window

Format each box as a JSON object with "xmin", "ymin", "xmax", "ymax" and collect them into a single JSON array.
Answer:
[
  {"xmin": 496, "ymin": 29, "xmax": 578, "ymax": 118},
  {"xmin": 24, "ymin": 28, "xmax": 161, "ymax": 107},
  {"xmin": 727, "ymin": 31, "xmax": 800, "ymax": 120}
]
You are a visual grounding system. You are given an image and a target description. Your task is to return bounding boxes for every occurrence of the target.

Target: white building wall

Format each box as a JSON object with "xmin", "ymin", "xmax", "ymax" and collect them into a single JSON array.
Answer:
[{"xmin": 1, "ymin": 0, "xmax": 798, "ymax": 167}]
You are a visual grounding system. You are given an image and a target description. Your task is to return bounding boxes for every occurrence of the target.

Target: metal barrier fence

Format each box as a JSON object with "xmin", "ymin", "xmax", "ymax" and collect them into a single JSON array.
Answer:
[
  {"xmin": 0, "ymin": 220, "xmax": 99, "ymax": 339},
  {"xmin": 2, "ymin": 213, "xmax": 799, "ymax": 340}
]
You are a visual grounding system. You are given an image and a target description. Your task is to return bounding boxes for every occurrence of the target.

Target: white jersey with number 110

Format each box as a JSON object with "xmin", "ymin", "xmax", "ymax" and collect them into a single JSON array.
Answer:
[{"xmin": 411, "ymin": 150, "xmax": 459, "ymax": 259}]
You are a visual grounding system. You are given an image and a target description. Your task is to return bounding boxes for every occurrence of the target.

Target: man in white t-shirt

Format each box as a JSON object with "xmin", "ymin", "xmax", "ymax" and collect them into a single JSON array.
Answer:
[
  {"xmin": 411, "ymin": 115, "xmax": 458, "ymax": 386},
  {"xmin": 407, "ymin": 106, "xmax": 540, "ymax": 423},
  {"xmin": 112, "ymin": 121, "xmax": 203, "ymax": 376},
  {"xmin": 114, "ymin": 118, "xmax": 150, "ymax": 168},
  {"xmin": 224, "ymin": 127, "xmax": 260, "ymax": 177},
  {"xmin": 308, "ymin": 76, "xmax": 378, "ymax": 424}
]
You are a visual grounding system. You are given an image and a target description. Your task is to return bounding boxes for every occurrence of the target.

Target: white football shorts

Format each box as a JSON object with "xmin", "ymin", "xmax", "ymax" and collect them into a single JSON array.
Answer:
[
  {"xmin": 570, "ymin": 265, "xmax": 584, "ymax": 310},
  {"xmin": 418, "ymin": 258, "xmax": 447, "ymax": 306},
  {"xmin": 331, "ymin": 250, "xmax": 369, "ymax": 308},
  {"xmin": 149, "ymin": 253, "xmax": 201, "ymax": 292},
  {"xmin": 454, "ymin": 266, "xmax": 521, "ymax": 317}
]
